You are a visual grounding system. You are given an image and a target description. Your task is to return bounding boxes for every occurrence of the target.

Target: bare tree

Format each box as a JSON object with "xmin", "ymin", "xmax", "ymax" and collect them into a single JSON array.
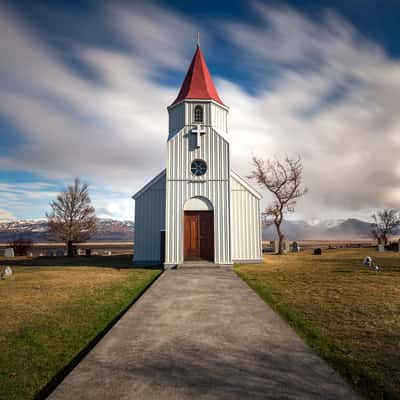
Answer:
[
  {"xmin": 249, "ymin": 155, "xmax": 308, "ymax": 254},
  {"xmin": 46, "ymin": 178, "xmax": 97, "ymax": 256},
  {"xmin": 371, "ymin": 209, "xmax": 400, "ymax": 245}
]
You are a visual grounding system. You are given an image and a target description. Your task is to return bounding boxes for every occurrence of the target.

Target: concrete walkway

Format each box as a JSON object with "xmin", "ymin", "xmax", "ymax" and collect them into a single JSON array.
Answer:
[{"xmin": 49, "ymin": 269, "xmax": 360, "ymax": 400}]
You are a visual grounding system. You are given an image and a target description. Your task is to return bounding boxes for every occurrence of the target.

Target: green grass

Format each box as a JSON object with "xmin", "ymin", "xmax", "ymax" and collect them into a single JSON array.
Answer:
[
  {"xmin": 235, "ymin": 248, "xmax": 400, "ymax": 400},
  {"xmin": 0, "ymin": 255, "xmax": 161, "ymax": 400}
]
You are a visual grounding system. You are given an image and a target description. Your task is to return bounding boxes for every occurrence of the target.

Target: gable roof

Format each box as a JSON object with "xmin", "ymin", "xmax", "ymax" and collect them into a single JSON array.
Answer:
[
  {"xmin": 230, "ymin": 170, "xmax": 262, "ymax": 200},
  {"xmin": 132, "ymin": 169, "xmax": 166, "ymax": 200},
  {"xmin": 170, "ymin": 45, "xmax": 224, "ymax": 107}
]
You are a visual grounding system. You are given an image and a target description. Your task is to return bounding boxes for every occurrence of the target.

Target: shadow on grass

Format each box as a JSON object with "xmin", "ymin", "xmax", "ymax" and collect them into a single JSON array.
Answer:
[{"xmin": 33, "ymin": 270, "xmax": 162, "ymax": 400}]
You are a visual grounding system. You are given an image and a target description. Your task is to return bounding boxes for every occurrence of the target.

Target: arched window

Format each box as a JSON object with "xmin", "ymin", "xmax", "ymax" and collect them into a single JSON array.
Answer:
[{"xmin": 194, "ymin": 105, "xmax": 203, "ymax": 123}]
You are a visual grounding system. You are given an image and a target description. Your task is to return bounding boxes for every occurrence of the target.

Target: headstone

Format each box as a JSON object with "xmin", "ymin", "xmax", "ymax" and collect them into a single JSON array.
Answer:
[
  {"xmin": 27, "ymin": 251, "xmax": 33, "ymax": 257},
  {"xmin": 274, "ymin": 240, "xmax": 279, "ymax": 253},
  {"xmin": 313, "ymin": 248, "xmax": 322, "ymax": 255},
  {"xmin": 1, "ymin": 266, "xmax": 13, "ymax": 280},
  {"xmin": 291, "ymin": 241, "xmax": 300, "ymax": 252},
  {"xmin": 284, "ymin": 241, "xmax": 290, "ymax": 253},
  {"xmin": 378, "ymin": 244, "xmax": 385, "ymax": 252},
  {"xmin": 46, "ymin": 250, "xmax": 54, "ymax": 257},
  {"xmin": 364, "ymin": 256, "xmax": 372, "ymax": 267},
  {"xmin": 4, "ymin": 248, "xmax": 14, "ymax": 258},
  {"xmin": 85, "ymin": 248, "xmax": 91, "ymax": 257},
  {"xmin": 39, "ymin": 252, "xmax": 44, "ymax": 257},
  {"xmin": 56, "ymin": 249, "xmax": 64, "ymax": 257}
]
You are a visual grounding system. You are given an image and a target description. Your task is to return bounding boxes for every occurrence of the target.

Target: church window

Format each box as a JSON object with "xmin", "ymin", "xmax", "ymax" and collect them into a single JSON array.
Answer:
[
  {"xmin": 191, "ymin": 159, "xmax": 207, "ymax": 176},
  {"xmin": 194, "ymin": 105, "xmax": 203, "ymax": 123}
]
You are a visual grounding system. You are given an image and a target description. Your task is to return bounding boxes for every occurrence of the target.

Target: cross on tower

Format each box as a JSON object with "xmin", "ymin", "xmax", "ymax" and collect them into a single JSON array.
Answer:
[{"xmin": 191, "ymin": 124, "xmax": 206, "ymax": 148}]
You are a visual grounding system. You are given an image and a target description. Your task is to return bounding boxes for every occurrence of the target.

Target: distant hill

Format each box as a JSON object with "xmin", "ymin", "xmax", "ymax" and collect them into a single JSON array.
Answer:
[
  {"xmin": 0, "ymin": 219, "xmax": 134, "ymax": 243},
  {"xmin": 262, "ymin": 218, "xmax": 384, "ymax": 240},
  {"xmin": 0, "ymin": 217, "xmax": 398, "ymax": 243}
]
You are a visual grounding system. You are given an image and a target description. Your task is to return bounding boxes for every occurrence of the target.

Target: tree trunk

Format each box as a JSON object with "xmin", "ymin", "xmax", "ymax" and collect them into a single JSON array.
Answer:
[
  {"xmin": 275, "ymin": 222, "xmax": 285, "ymax": 255},
  {"xmin": 67, "ymin": 240, "xmax": 74, "ymax": 257}
]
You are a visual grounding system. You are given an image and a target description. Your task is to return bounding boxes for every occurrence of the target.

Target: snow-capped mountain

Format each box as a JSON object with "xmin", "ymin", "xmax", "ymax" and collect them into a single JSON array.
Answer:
[
  {"xmin": 262, "ymin": 218, "xmax": 376, "ymax": 240},
  {"xmin": 0, "ymin": 219, "xmax": 134, "ymax": 242},
  {"xmin": 0, "ymin": 217, "xmax": 397, "ymax": 243}
]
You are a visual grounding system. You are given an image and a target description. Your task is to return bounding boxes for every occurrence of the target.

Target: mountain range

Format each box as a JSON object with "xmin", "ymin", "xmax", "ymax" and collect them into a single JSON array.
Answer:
[
  {"xmin": 0, "ymin": 217, "xmax": 394, "ymax": 243},
  {"xmin": 262, "ymin": 218, "xmax": 380, "ymax": 240},
  {"xmin": 0, "ymin": 219, "xmax": 135, "ymax": 243}
]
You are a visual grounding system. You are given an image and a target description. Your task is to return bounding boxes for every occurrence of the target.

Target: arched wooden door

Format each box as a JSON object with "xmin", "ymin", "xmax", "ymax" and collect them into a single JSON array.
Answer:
[{"xmin": 184, "ymin": 211, "xmax": 214, "ymax": 261}]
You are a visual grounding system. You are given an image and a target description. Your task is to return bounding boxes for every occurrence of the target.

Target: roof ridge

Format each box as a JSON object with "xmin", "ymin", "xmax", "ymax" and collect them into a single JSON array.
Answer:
[{"xmin": 170, "ymin": 46, "xmax": 224, "ymax": 107}]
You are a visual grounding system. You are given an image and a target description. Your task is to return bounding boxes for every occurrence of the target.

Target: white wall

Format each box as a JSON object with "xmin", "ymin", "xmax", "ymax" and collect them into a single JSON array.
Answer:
[
  {"xmin": 134, "ymin": 172, "xmax": 166, "ymax": 264},
  {"xmin": 230, "ymin": 174, "xmax": 263, "ymax": 262},
  {"xmin": 165, "ymin": 126, "xmax": 231, "ymax": 266}
]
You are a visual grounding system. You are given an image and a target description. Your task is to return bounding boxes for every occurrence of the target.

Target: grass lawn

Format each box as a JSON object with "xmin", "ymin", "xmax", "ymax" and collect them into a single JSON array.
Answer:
[
  {"xmin": 235, "ymin": 248, "xmax": 400, "ymax": 400},
  {"xmin": 0, "ymin": 255, "xmax": 161, "ymax": 400}
]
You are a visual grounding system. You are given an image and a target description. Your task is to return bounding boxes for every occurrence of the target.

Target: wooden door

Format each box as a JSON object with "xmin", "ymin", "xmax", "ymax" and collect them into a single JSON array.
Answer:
[
  {"xmin": 200, "ymin": 212, "xmax": 214, "ymax": 261},
  {"xmin": 184, "ymin": 213, "xmax": 200, "ymax": 260},
  {"xmin": 184, "ymin": 211, "xmax": 214, "ymax": 261}
]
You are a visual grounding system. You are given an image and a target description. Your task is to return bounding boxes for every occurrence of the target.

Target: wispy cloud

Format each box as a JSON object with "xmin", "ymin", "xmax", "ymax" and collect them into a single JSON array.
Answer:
[
  {"xmin": 0, "ymin": 2, "xmax": 399, "ymax": 221},
  {"xmin": 222, "ymin": 3, "xmax": 400, "ymax": 219}
]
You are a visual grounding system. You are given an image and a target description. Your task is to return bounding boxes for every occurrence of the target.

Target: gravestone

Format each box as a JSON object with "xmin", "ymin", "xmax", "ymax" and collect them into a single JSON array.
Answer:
[
  {"xmin": 85, "ymin": 248, "xmax": 91, "ymax": 257},
  {"xmin": 27, "ymin": 251, "xmax": 33, "ymax": 257},
  {"xmin": 364, "ymin": 256, "xmax": 372, "ymax": 267},
  {"xmin": 46, "ymin": 250, "xmax": 54, "ymax": 257},
  {"xmin": 284, "ymin": 241, "xmax": 290, "ymax": 253},
  {"xmin": 56, "ymin": 249, "xmax": 64, "ymax": 257},
  {"xmin": 313, "ymin": 248, "xmax": 322, "ymax": 255},
  {"xmin": 4, "ymin": 248, "xmax": 14, "ymax": 258},
  {"xmin": 1, "ymin": 266, "xmax": 13, "ymax": 279},
  {"xmin": 274, "ymin": 240, "xmax": 279, "ymax": 253},
  {"xmin": 291, "ymin": 241, "xmax": 300, "ymax": 252},
  {"xmin": 378, "ymin": 244, "xmax": 385, "ymax": 252}
]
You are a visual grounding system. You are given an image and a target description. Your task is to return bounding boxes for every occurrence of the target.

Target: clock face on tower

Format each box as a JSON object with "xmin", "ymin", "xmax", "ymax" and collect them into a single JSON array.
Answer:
[{"xmin": 191, "ymin": 159, "xmax": 207, "ymax": 176}]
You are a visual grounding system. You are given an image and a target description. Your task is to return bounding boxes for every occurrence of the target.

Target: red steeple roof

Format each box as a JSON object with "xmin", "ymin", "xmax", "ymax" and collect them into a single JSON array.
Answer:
[{"xmin": 171, "ymin": 46, "xmax": 224, "ymax": 106}]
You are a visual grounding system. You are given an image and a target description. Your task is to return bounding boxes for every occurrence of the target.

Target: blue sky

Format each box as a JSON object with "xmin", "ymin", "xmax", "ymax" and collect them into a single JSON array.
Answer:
[{"xmin": 1, "ymin": 0, "xmax": 400, "ymax": 222}]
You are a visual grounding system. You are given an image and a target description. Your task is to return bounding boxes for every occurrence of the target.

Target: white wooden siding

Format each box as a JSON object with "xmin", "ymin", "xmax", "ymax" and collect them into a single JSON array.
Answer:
[
  {"xmin": 165, "ymin": 127, "xmax": 231, "ymax": 265},
  {"xmin": 134, "ymin": 172, "xmax": 166, "ymax": 264},
  {"xmin": 230, "ymin": 174, "xmax": 263, "ymax": 261},
  {"xmin": 168, "ymin": 103, "xmax": 185, "ymax": 140}
]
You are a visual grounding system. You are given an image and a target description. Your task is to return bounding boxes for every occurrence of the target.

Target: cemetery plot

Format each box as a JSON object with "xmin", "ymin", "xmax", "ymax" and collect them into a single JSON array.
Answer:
[{"xmin": 236, "ymin": 248, "xmax": 400, "ymax": 400}]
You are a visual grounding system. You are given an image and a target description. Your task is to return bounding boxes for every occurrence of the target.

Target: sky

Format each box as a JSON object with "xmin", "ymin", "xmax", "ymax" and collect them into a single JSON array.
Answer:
[{"xmin": 0, "ymin": 0, "xmax": 400, "ymax": 223}]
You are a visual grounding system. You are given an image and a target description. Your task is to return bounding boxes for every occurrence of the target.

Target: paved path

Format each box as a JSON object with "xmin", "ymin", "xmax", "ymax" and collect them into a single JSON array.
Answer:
[{"xmin": 49, "ymin": 269, "xmax": 360, "ymax": 400}]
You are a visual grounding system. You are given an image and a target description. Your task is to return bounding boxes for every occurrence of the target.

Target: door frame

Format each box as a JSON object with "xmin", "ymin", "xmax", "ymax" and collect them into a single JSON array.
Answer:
[{"xmin": 183, "ymin": 210, "xmax": 215, "ymax": 262}]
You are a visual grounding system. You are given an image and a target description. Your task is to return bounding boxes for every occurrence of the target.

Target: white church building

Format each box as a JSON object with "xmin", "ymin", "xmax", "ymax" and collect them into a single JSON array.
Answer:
[{"xmin": 133, "ymin": 45, "xmax": 262, "ymax": 268}]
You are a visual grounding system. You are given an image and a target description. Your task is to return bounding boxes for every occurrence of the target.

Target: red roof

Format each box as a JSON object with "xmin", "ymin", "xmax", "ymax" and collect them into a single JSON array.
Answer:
[{"xmin": 171, "ymin": 46, "xmax": 224, "ymax": 106}]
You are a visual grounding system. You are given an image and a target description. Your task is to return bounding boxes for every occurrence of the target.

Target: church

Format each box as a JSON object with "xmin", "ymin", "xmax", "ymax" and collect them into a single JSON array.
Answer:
[{"xmin": 133, "ymin": 44, "xmax": 262, "ymax": 268}]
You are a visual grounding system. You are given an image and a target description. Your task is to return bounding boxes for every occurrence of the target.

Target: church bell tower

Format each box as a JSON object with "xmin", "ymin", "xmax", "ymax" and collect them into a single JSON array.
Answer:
[{"xmin": 164, "ymin": 44, "xmax": 232, "ymax": 267}]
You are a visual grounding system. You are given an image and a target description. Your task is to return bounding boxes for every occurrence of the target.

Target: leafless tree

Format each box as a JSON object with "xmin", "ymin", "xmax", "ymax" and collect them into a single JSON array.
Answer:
[
  {"xmin": 46, "ymin": 177, "xmax": 97, "ymax": 256},
  {"xmin": 249, "ymin": 155, "xmax": 308, "ymax": 254},
  {"xmin": 371, "ymin": 209, "xmax": 400, "ymax": 245}
]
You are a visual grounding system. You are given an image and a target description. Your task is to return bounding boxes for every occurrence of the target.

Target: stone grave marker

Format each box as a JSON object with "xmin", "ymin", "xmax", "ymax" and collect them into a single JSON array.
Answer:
[
  {"xmin": 4, "ymin": 248, "xmax": 14, "ymax": 258},
  {"xmin": 47, "ymin": 250, "xmax": 54, "ymax": 257},
  {"xmin": 284, "ymin": 241, "xmax": 290, "ymax": 253},
  {"xmin": 1, "ymin": 266, "xmax": 13, "ymax": 279},
  {"xmin": 56, "ymin": 249, "xmax": 64, "ymax": 257},
  {"xmin": 378, "ymin": 244, "xmax": 385, "ymax": 252},
  {"xmin": 291, "ymin": 241, "xmax": 300, "ymax": 252}
]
